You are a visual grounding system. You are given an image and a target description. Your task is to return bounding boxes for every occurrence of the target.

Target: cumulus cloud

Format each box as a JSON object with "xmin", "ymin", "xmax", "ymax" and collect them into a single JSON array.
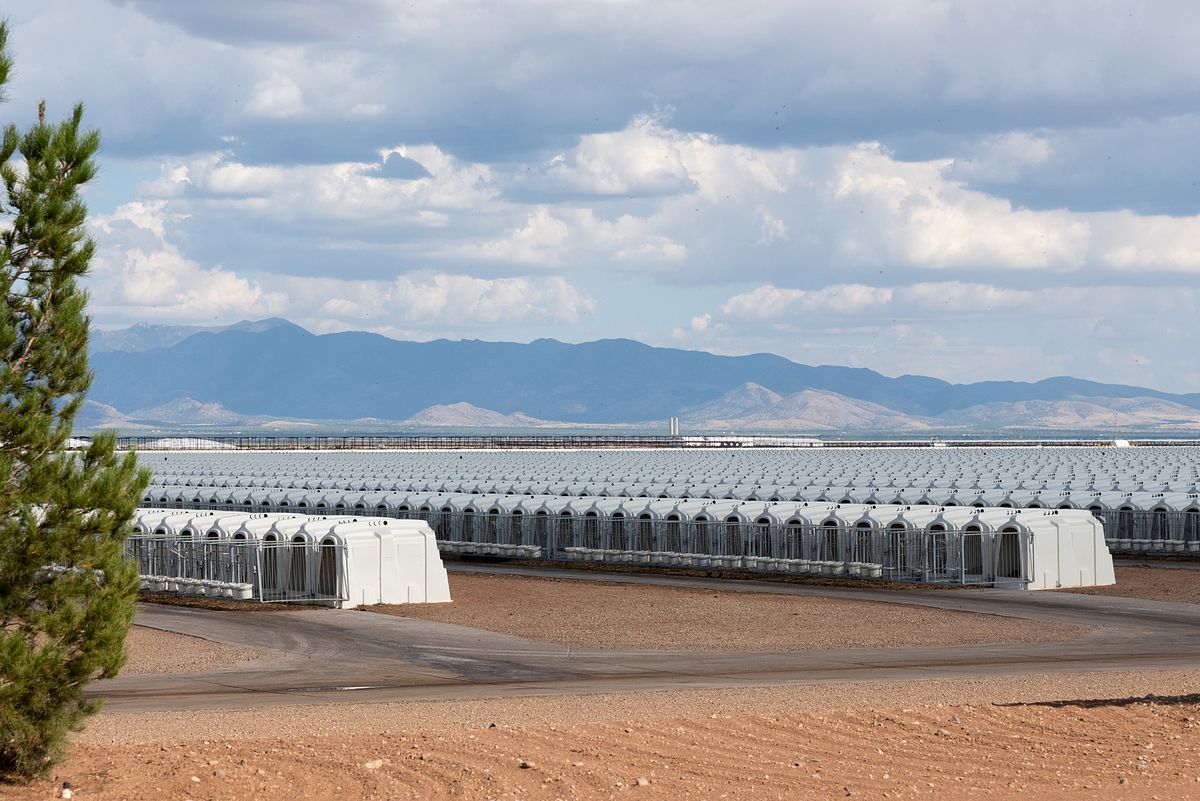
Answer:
[
  {"xmin": 112, "ymin": 111, "xmax": 1200, "ymax": 287},
  {"xmin": 87, "ymin": 200, "xmax": 594, "ymax": 333},
  {"xmin": 829, "ymin": 143, "xmax": 1092, "ymax": 270},
  {"xmin": 139, "ymin": 145, "xmax": 498, "ymax": 241},
  {"xmin": 522, "ymin": 123, "xmax": 1200, "ymax": 276},
  {"xmin": 682, "ymin": 279, "xmax": 1200, "ymax": 390},
  {"xmin": 462, "ymin": 206, "xmax": 572, "ymax": 267},
  {"xmin": 282, "ymin": 271, "xmax": 596, "ymax": 329},
  {"xmin": 454, "ymin": 205, "xmax": 687, "ymax": 269},
  {"xmin": 949, "ymin": 131, "xmax": 1054, "ymax": 183},
  {"xmin": 716, "ymin": 281, "xmax": 1200, "ymax": 324},
  {"xmin": 391, "ymin": 273, "xmax": 594, "ymax": 324},
  {"xmin": 718, "ymin": 284, "xmax": 895, "ymax": 320},
  {"xmin": 534, "ymin": 113, "xmax": 697, "ymax": 197},
  {"xmin": 79, "ymin": 0, "xmax": 1200, "ymax": 160},
  {"xmin": 1094, "ymin": 211, "xmax": 1200, "ymax": 271},
  {"xmin": 89, "ymin": 201, "xmax": 285, "ymax": 319},
  {"xmin": 247, "ymin": 71, "xmax": 306, "ymax": 117},
  {"xmin": 755, "ymin": 206, "xmax": 789, "ymax": 246}
]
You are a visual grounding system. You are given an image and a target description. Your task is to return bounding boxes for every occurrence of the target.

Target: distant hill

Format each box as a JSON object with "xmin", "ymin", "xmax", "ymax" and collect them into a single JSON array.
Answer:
[
  {"xmin": 75, "ymin": 397, "xmax": 313, "ymax": 430},
  {"xmin": 82, "ymin": 318, "xmax": 1200, "ymax": 431},
  {"xmin": 681, "ymin": 383, "xmax": 931, "ymax": 431},
  {"xmin": 403, "ymin": 402, "xmax": 560, "ymax": 428},
  {"xmin": 76, "ymin": 400, "xmax": 138, "ymax": 430},
  {"xmin": 73, "ymin": 396, "xmax": 599, "ymax": 433},
  {"xmin": 131, "ymin": 397, "xmax": 250, "ymax": 426},
  {"xmin": 683, "ymin": 382, "xmax": 785, "ymax": 421},
  {"xmin": 91, "ymin": 318, "xmax": 295, "ymax": 353},
  {"xmin": 942, "ymin": 396, "xmax": 1200, "ymax": 430}
]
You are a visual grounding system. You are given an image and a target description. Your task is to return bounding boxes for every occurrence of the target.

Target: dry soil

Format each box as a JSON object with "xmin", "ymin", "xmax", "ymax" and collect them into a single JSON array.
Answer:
[
  {"xmin": 121, "ymin": 626, "xmax": 273, "ymax": 675},
  {"xmin": 5, "ymin": 569, "xmax": 1198, "ymax": 800},
  {"xmin": 371, "ymin": 573, "xmax": 1085, "ymax": 651},
  {"xmin": 12, "ymin": 675, "xmax": 1200, "ymax": 801},
  {"xmin": 1066, "ymin": 565, "xmax": 1200, "ymax": 604}
]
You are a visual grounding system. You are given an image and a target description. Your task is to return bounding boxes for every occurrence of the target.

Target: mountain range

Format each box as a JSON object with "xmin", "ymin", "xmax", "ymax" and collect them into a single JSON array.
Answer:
[
  {"xmin": 680, "ymin": 384, "xmax": 932, "ymax": 431},
  {"xmin": 74, "ymin": 397, "xmax": 605, "ymax": 432},
  {"xmin": 90, "ymin": 318, "xmax": 292, "ymax": 354},
  {"xmin": 82, "ymin": 318, "xmax": 1200, "ymax": 432}
]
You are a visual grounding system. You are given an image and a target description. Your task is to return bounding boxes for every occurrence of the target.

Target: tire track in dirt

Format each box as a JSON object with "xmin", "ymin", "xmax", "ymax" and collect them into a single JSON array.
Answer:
[{"xmin": 25, "ymin": 698, "xmax": 1200, "ymax": 800}]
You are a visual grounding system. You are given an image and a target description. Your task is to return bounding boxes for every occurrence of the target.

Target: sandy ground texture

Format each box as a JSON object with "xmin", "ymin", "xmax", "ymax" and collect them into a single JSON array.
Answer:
[
  {"xmin": 6, "ymin": 570, "xmax": 1194, "ymax": 799},
  {"xmin": 120, "ymin": 626, "xmax": 273, "ymax": 676},
  {"xmin": 9, "ymin": 672, "xmax": 1200, "ymax": 801},
  {"xmin": 370, "ymin": 574, "xmax": 1085, "ymax": 651},
  {"xmin": 71, "ymin": 669, "xmax": 1200, "ymax": 744},
  {"xmin": 1066, "ymin": 565, "xmax": 1200, "ymax": 604}
]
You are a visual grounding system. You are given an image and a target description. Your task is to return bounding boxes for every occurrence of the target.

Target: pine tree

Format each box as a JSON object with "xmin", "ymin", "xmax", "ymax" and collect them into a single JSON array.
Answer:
[{"xmin": 0, "ymin": 21, "xmax": 149, "ymax": 778}]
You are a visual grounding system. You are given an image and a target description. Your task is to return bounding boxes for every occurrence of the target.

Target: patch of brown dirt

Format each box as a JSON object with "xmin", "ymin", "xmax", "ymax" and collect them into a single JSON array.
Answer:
[
  {"xmin": 72, "ymin": 669, "xmax": 1200, "ymax": 745},
  {"xmin": 1065, "ymin": 566, "xmax": 1200, "ymax": 604},
  {"xmin": 14, "ymin": 692, "xmax": 1200, "ymax": 801},
  {"xmin": 137, "ymin": 592, "xmax": 325, "ymax": 611},
  {"xmin": 121, "ymin": 626, "xmax": 272, "ymax": 676},
  {"xmin": 371, "ymin": 573, "xmax": 1084, "ymax": 651}
]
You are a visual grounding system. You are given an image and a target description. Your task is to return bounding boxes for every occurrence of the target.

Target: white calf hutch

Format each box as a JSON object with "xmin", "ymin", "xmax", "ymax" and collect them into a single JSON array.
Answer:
[
  {"xmin": 138, "ymin": 445, "xmax": 1200, "ymax": 556},
  {"xmin": 129, "ymin": 509, "xmax": 451, "ymax": 607},
  {"xmin": 132, "ymin": 499, "xmax": 1115, "ymax": 591}
]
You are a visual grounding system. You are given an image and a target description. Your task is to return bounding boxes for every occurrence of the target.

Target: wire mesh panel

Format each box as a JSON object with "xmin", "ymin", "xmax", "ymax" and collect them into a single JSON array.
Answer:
[
  {"xmin": 961, "ymin": 530, "xmax": 988, "ymax": 584},
  {"xmin": 923, "ymin": 529, "xmax": 954, "ymax": 583},
  {"xmin": 851, "ymin": 525, "xmax": 875, "ymax": 563},
  {"xmin": 127, "ymin": 536, "xmax": 348, "ymax": 603},
  {"xmin": 994, "ymin": 529, "xmax": 1025, "ymax": 580},
  {"xmin": 782, "ymin": 522, "xmax": 806, "ymax": 559},
  {"xmin": 381, "ymin": 508, "xmax": 1036, "ymax": 586},
  {"xmin": 609, "ymin": 514, "xmax": 629, "ymax": 550},
  {"xmin": 748, "ymin": 520, "xmax": 773, "ymax": 558},
  {"xmin": 817, "ymin": 523, "xmax": 841, "ymax": 561},
  {"xmin": 256, "ymin": 540, "xmax": 350, "ymax": 603},
  {"xmin": 1093, "ymin": 508, "xmax": 1200, "ymax": 552},
  {"xmin": 554, "ymin": 513, "xmax": 574, "ymax": 555},
  {"xmin": 884, "ymin": 526, "xmax": 921, "ymax": 581}
]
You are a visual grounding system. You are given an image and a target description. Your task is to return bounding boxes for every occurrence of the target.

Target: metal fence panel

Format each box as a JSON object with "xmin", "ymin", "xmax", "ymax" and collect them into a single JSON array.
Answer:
[{"xmin": 127, "ymin": 536, "xmax": 348, "ymax": 603}]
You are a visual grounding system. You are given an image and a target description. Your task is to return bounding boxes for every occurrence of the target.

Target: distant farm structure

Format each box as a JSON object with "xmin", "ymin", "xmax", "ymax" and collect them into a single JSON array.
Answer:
[{"xmin": 132, "ymin": 443, "xmax": 1200, "ymax": 589}]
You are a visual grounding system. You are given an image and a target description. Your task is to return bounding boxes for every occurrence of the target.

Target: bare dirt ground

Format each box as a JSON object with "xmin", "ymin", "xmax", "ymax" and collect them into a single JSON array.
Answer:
[
  {"xmin": 371, "ymin": 573, "xmax": 1084, "ymax": 651},
  {"xmin": 8, "ymin": 572, "xmax": 1200, "ymax": 800},
  {"xmin": 121, "ymin": 626, "xmax": 272, "ymax": 675},
  {"xmin": 10, "ymin": 672, "xmax": 1200, "ymax": 801},
  {"xmin": 70, "ymin": 670, "xmax": 1200, "ymax": 744},
  {"xmin": 1065, "ymin": 565, "xmax": 1200, "ymax": 604}
]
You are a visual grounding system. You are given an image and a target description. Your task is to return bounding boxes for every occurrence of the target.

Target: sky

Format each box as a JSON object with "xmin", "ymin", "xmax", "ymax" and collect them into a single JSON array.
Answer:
[{"xmin": 6, "ymin": 1, "xmax": 1200, "ymax": 392}]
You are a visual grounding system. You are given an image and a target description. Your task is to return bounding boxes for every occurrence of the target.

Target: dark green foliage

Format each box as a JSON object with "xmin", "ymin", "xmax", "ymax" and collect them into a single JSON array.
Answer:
[{"xmin": 0, "ymin": 21, "xmax": 149, "ymax": 778}]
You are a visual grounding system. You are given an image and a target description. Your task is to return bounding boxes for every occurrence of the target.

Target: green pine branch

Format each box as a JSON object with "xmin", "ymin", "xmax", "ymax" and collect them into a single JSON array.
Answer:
[{"xmin": 0, "ymin": 19, "xmax": 150, "ymax": 780}]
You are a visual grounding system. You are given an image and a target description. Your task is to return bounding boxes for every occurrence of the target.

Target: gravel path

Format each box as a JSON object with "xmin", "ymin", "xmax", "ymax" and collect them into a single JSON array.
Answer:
[
  {"xmin": 371, "ymin": 573, "xmax": 1085, "ymax": 651},
  {"xmin": 121, "ymin": 626, "xmax": 273, "ymax": 675}
]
